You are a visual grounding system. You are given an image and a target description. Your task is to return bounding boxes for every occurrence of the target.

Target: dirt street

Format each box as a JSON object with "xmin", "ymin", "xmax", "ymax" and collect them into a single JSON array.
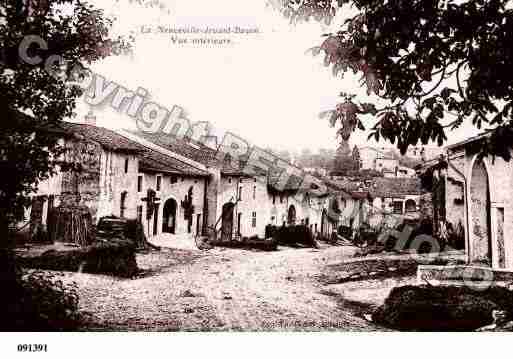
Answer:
[{"xmin": 61, "ymin": 244, "xmax": 401, "ymax": 331}]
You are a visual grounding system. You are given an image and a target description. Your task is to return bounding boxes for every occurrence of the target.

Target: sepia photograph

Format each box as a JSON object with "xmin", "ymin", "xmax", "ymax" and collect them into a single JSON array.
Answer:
[{"xmin": 1, "ymin": 0, "xmax": 513, "ymax": 355}]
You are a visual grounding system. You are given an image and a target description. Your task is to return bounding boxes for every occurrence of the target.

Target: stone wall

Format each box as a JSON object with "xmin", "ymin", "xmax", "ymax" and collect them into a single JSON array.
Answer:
[
  {"xmin": 60, "ymin": 140, "xmax": 102, "ymax": 218},
  {"xmin": 465, "ymin": 150, "xmax": 513, "ymax": 268},
  {"xmin": 215, "ymin": 174, "xmax": 330, "ymax": 239},
  {"xmin": 446, "ymin": 156, "xmax": 465, "ymax": 229},
  {"xmin": 139, "ymin": 172, "xmax": 207, "ymax": 237},
  {"xmin": 97, "ymin": 150, "xmax": 139, "ymax": 222},
  {"xmin": 469, "ymin": 159, "xmax": 491, "ymax": 264}
]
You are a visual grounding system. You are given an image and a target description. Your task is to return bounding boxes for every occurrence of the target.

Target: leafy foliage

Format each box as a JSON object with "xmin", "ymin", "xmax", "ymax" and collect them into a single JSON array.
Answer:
[
  {"xmin": 332, "ymin": 141, "xmax": 359, "ymax": 174},
  {"xmin": 273, "ymin": 0, "xmax": 513, "ymax": 158},
  {"xmin": 4, "ymin": 270, "xmax": 83, "ymax": 331},
  {"xmin": 0, "ymin": 1, "xmax": 131, "ymax": 235}
]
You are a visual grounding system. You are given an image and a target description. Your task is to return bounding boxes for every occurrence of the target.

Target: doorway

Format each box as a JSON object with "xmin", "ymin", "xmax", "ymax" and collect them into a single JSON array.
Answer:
[
  {"xmin": 162, "ymin": 198, "xmax": 177, "ymax": 234},
  {"xmin": 470, "ymin": 159, "xmax": 492, "ymax": 265},
  {"xmin": 221, "ymin": 203, "xmax": 235, "ymax": 241}
]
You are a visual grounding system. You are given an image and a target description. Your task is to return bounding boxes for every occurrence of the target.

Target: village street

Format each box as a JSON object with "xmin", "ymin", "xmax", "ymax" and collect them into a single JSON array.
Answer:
[{"xmin": 57, "ymin": 244, "xmax": 414, "ymax": 331}]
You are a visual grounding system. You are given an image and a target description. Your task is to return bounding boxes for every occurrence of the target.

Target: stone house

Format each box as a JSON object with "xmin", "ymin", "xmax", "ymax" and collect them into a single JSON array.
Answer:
[
  {"xmin": 23, "ymin": 122, "xmax": 142, "ymax": 239},
  {"xmin": 369, "ymin": 177, "xmax": 426, "ymax": 217},
  {"xmin": 133, "ymin": 131, "xmax": 340, "ymax": 241},
  {"xmin": 133, "ymin": 146, "xmax": 209, "ymax": 239},
  {"xmin": 375, "ymin": 156, "xmax": 399, "ymax": 173},
  {"xmin": 421, "ymin": 134, "xmax": 513, "ymax": 269},
  {"xmin": 326, "ymin": 177, "xmax": 426, "ymax": 232},
  {"xmin": 396, "ymin": 165, "xmax": 417, "ymax": 178},
  {"xmin": 406, "ymin": 145, "xmax": 443, "ymax": 161},
  {"xmin": 359, "ymin": 147, "xmax": 387, "ymax": 170},
  {"xmin": 23, "ymin": 121, "xmax": 212, "ymax": 243}
]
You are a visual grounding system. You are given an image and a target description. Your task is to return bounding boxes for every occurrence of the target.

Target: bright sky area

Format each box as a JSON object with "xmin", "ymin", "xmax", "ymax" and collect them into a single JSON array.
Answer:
[{"xmin": 73, "ymin": 0, "xmax": 481, "ymax": 153}]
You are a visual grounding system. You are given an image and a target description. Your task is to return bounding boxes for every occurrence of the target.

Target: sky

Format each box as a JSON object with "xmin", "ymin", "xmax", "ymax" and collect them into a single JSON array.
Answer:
[{"xmin": 73, "ymin": 0, "xmax": 480, "ymax": 153}]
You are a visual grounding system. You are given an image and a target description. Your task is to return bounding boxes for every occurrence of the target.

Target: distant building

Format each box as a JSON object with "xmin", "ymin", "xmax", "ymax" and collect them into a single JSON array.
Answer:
[
  {"xmin": 406, "ymin": 146, "xmax": 443, "ymax": 161},
  {"xmin": 359, "ymin": 147, "xmax": 386, "ymax": 170},
  {"xmin": 375, "ymin": 156, "xmax": 399, "ymax": 173}
]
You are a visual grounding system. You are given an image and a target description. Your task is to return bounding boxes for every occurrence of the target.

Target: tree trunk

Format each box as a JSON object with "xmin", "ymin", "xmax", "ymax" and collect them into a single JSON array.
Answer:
[{"xmin": 0, "ymin": 210, "xmax": 20, "ymax": 329}]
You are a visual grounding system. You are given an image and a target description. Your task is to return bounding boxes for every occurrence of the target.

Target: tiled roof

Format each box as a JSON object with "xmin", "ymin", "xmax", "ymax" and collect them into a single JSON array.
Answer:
[
  {"xmin": 326, "ymin": 177, "xmax": 425, "ymax": 199},
  {"xmin": 137, "ymin": 149, "xmax": 209, "ymax": 177},
  {"xmin": 369, "ymin": 177, "xmax": 426, "ymax": 198},
  {"xmin": 129, "ymin": 130, "xmax": 218, "ymax": 166},
  {"xmin": 40, "ymin": 122, "xmax": 142, "ymax": 153},
  {"xmin": 39, "ymin": 122, "xmax": 208, "ymax": 177},
  {"xmin": 351, "ymin": 191, "xmax": 372, "ymax": 200},
  {"xmin": 132, "ymin": 130, "xmax": 286, "ymax": 176},
  {"xmin": 114, "ymin": 132, "xmax": 209, "ymax": 177},
  {"xmin": 325, "ymin": 178, "xmax": 362, "ymax": 193}
]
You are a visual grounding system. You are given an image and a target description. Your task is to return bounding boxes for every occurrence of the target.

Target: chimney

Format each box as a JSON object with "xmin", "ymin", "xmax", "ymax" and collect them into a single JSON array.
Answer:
[{"xmin": 84, "ymin": 110, "xmax": 96, "ymax": 126}]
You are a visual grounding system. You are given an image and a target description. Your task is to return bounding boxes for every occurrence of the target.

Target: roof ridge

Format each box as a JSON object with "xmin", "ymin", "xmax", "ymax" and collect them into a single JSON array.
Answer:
[{"xmin": 115, "ymin": 129, "xmax": 209, "ymax": 173}]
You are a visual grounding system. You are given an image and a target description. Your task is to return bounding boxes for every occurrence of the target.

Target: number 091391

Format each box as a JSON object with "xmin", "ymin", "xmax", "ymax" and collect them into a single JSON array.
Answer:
[{"xmin": 17, "ymin": 344, "xmax": 47, "ymax": 352}]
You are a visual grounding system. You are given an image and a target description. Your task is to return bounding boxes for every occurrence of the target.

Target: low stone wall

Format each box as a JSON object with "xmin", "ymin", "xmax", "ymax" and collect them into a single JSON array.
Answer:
[{"xmin": 418, "ymin": 265, "xmax": 513, "ymax": 288}]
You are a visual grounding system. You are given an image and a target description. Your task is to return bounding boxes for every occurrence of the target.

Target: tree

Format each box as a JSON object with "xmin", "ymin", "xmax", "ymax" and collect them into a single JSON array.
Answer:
[
  {"xmin": 0, "ymin": 0, "xmax": 130, "ymax": 310},
  {"xmin": 351, "ymin": 145, "xmax": 361, "ymax": 171},
  {"xmin": 271, "ymin": 0, "xmax": 513, "ymax": 159},
  {"xmin": 332, "ymin": 140, "xmax": 359, "ymax": 175}
]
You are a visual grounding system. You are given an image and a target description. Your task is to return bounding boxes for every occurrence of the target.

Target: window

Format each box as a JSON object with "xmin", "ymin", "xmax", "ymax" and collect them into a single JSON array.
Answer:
[
  {"xmin": 120, "ymin": 192, "xmax": 127, "ymax": 218},
  {"xmin": 124, "ymin": 158, "xmax": 129, "ymax": 173},
  {"xmin": 137, "ymin": 175, "xmax": 143, "ymax": 192},
  {"xmin": 170, "ymin": 176, "xmax": 177, "ymax": 184},
  {"xmin": 137, "ymin": 205, "xmax": 143, "ymax": 223},
  {"xmin": 228, "ymin": 178, "xmax": 232, "ymax": 184},
  {"xmin": 253, "ymin": 185, "xmax": 256, "ymax": 199},
  {"xmin": 252, "ymin": 211, "xmax": 257, "ymax": 228},
  {"xmin": 238, "ymin": 186, "xmax": 242, "ymax": 201},
  {"xmin": 156, "ymin": 176, "xmax": 162, "ymax": 191},
  {"xmin": 272, "ymin": 195, "xmax": 276, "ymax": 204},
  {"xmin": 280, "ymin": 194, "xmax": 284, "ymax": 204}
]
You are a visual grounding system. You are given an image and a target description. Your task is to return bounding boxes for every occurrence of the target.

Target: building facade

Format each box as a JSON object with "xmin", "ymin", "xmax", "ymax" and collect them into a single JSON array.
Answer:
[{"xmin": 423, "ymin": 135, "xmax": 513, "ymax": 269}]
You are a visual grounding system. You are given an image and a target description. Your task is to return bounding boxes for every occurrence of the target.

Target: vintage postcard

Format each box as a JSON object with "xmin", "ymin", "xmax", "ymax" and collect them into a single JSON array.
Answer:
[{"xmin": 1, "ymin": 0, "xmax": 513, "ymax": 356}]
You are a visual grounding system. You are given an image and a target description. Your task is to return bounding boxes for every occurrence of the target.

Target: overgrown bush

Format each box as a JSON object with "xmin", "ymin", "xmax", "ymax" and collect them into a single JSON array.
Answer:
[
  {"xmin": 373, "ymin": 285, "xmax": 513, "ymax": 331},
  {"xmin": 2, "ymin": 270, "xmax": 83, "ymax": 331},
  {"xmin": 19, "ymin": 238, "xmax": 138, "ymax": 278}
]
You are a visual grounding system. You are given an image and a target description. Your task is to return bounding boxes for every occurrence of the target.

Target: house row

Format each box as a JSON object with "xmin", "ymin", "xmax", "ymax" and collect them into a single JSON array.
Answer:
[
  {"xmin": 324, "ymin": 177, "xmax": 427, "ymax": 231},
  {"xmin": 357, "ymin": 147, "xmax": 417, "ymax": 178},
  {"xmin": 22, "ymin": 119, "xmax": 344, "ymax": 245}
]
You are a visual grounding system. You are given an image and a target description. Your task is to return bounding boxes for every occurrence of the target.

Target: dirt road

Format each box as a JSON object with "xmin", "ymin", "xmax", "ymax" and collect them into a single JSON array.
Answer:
[{"xmin": 62, "ymin": 244, "xmax": 395, "ymax": 331}]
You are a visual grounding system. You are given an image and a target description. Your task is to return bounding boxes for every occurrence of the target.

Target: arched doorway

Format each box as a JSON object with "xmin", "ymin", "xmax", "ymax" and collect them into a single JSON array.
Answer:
[
  {"xmin": 162, "ymin": 198, "xmax": 177, "ymax": 234},
  {"xmin": 470, "ymin": 159, "xmax": 492, "ymax": 265},
  {"xmin": 221, "ymin": 202, "xmax": 235, "ymax": 241},
  {"xmin": 405, "ymin": 199, "xmax": 417, "ymax": 213},
  {"xmin": 287, "ymin": 205, "xmax": 296, "ymax": 225}
]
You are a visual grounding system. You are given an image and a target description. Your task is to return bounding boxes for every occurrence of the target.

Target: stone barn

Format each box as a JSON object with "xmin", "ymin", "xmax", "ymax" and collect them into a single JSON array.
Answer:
[{"xmin": 423, "ymin": 134, "xmax": 513, "ymax": 269}]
